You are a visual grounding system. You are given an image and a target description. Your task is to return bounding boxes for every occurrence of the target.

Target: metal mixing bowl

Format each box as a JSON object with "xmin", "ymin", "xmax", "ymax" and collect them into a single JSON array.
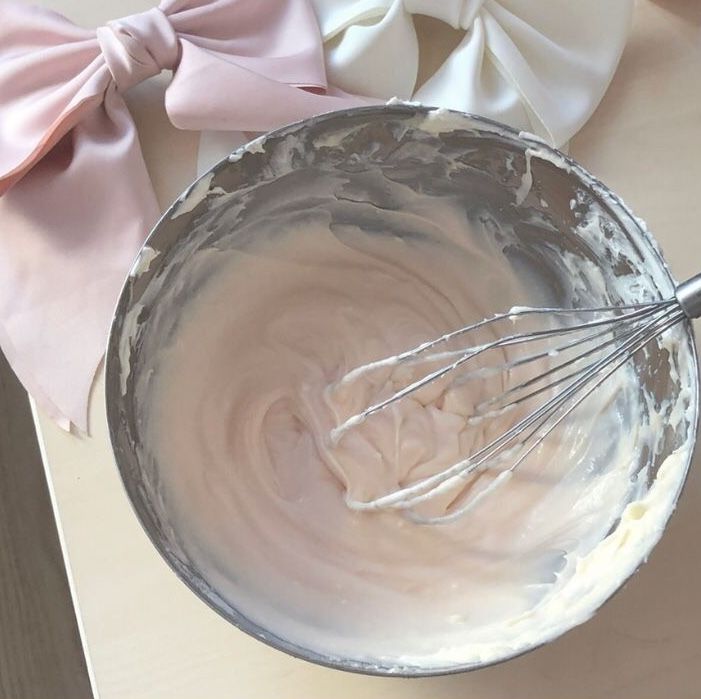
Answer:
[{"xmin": 105, "ymin": 105, "xmax": 698, "ymax": 675}]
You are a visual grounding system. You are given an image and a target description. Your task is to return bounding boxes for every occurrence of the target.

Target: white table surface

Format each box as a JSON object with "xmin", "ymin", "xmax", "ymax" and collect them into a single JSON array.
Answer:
[{"xmin": 33, "ymin": 1, "xmax": 701, "ymax": 697}]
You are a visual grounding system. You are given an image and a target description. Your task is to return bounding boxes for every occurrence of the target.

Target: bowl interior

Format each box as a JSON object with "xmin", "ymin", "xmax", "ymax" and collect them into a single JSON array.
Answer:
[{"xmin": 106, "ymin": 105, "xmax": 698, "ymax": 675}]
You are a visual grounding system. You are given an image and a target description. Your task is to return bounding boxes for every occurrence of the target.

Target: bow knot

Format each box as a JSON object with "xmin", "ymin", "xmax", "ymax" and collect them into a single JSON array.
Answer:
[
  {"xmin": 404, "ymin": 0, "xmax": 485, "ymax": 29},
  {"xmin": 96, "ymin": 7, "xmax": 179, "ymax": 91}
]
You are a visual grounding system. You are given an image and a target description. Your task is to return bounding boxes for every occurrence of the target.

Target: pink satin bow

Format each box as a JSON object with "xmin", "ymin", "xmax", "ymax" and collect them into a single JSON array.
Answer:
[{"xmin": 0, "ymin": 0, "xmax": 362, "ymax": 431}]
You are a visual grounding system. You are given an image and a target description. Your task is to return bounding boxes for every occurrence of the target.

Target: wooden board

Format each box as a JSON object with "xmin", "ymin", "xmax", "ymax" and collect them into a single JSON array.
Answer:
[
  {"xmin": 30, "ymin": 1, "xmax": 701, "ymax": 697},
  {"xmin": 0, "ymin": 351, "xmax": 92, "ymax": 699}
]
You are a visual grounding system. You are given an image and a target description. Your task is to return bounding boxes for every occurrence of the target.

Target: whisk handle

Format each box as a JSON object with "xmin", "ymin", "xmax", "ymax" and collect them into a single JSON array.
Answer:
[{"xmin": 675, "ymin": 273, "xmax": 701, "ymax": 319}]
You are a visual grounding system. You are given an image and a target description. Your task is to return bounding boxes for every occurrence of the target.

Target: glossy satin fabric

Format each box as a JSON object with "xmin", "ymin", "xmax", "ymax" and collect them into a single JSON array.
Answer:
[
  {"xmin": 0, "ymin": 0, "xmax": 364, "ymax": 430},
  {"xmin": 311, "ymin": 0, "xmax": 634, "ymax": 146}
]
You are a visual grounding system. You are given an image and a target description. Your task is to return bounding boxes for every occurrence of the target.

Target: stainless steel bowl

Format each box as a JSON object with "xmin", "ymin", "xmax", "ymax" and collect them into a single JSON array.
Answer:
[{"xmin": 105, "ymin": 105, "xmax": 698, "ymax": 676}]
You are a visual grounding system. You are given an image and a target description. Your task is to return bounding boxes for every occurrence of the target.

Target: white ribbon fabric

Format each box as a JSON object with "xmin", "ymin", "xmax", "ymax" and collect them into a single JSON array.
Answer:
[{"xmin": 310, "ymin": 0, "xmax": 634, "ymax": 146}]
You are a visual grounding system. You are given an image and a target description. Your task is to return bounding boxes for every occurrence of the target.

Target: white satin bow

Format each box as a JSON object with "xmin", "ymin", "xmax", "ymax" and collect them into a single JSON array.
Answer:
[{"xmin": 311, "ymin": 0, "xmax": 634, "ymax": 146}]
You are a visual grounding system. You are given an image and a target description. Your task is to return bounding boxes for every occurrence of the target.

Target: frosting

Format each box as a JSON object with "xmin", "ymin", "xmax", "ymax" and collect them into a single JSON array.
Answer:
[
  {"xmin": 144, "ymin": 230, "xmax": 692, "ymax": 667},
  {"xmin": 121, "ymin": 109, "xmax": 697, "ymax": 671}
]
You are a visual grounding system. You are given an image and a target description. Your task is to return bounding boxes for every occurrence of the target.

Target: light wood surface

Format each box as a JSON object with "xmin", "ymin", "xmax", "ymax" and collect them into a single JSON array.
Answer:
[{"xmin": 34, "ymin": 1, "xmax": 701, "ymax": 697}]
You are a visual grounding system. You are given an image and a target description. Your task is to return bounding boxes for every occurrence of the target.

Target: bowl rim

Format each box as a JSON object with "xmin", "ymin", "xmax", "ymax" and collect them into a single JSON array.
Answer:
[{"xmin": 104, "ymin": 103, "xmax": 700, "ymax": 677}]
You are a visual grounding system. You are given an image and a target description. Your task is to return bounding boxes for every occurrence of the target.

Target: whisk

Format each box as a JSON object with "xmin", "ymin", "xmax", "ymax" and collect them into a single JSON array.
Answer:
[{"xmin": 329, "ymin": 273, "xmax": 701, "ymax": 524}]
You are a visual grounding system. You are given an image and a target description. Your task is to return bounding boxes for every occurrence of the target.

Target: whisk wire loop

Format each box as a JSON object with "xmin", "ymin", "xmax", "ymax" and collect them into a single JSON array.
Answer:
[{"xmin": 328, "ymin": 275, "xmax": 701, "ymax": 523}]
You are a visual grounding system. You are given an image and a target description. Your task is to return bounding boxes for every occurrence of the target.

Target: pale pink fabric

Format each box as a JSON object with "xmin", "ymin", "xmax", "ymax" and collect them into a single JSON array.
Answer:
[{"xmin": 0, "ymin": 0, "xmax": 364, "ymax": 431}]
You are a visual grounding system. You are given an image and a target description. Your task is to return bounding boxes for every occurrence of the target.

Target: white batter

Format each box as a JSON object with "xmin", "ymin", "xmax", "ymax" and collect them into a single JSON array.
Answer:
[{"xmin": 142, "ymin": 212, "xmax": 693, "ymax": 667}]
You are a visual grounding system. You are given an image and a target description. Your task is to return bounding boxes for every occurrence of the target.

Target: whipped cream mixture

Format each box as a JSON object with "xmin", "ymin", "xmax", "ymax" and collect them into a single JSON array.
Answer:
[
  {"xmin": 144, "ymin": 221, "xmax": 692, "ymax": 668},
  {"xmin": 120, "ymin": 109, "xmax": 696, "ymax": 670}
]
